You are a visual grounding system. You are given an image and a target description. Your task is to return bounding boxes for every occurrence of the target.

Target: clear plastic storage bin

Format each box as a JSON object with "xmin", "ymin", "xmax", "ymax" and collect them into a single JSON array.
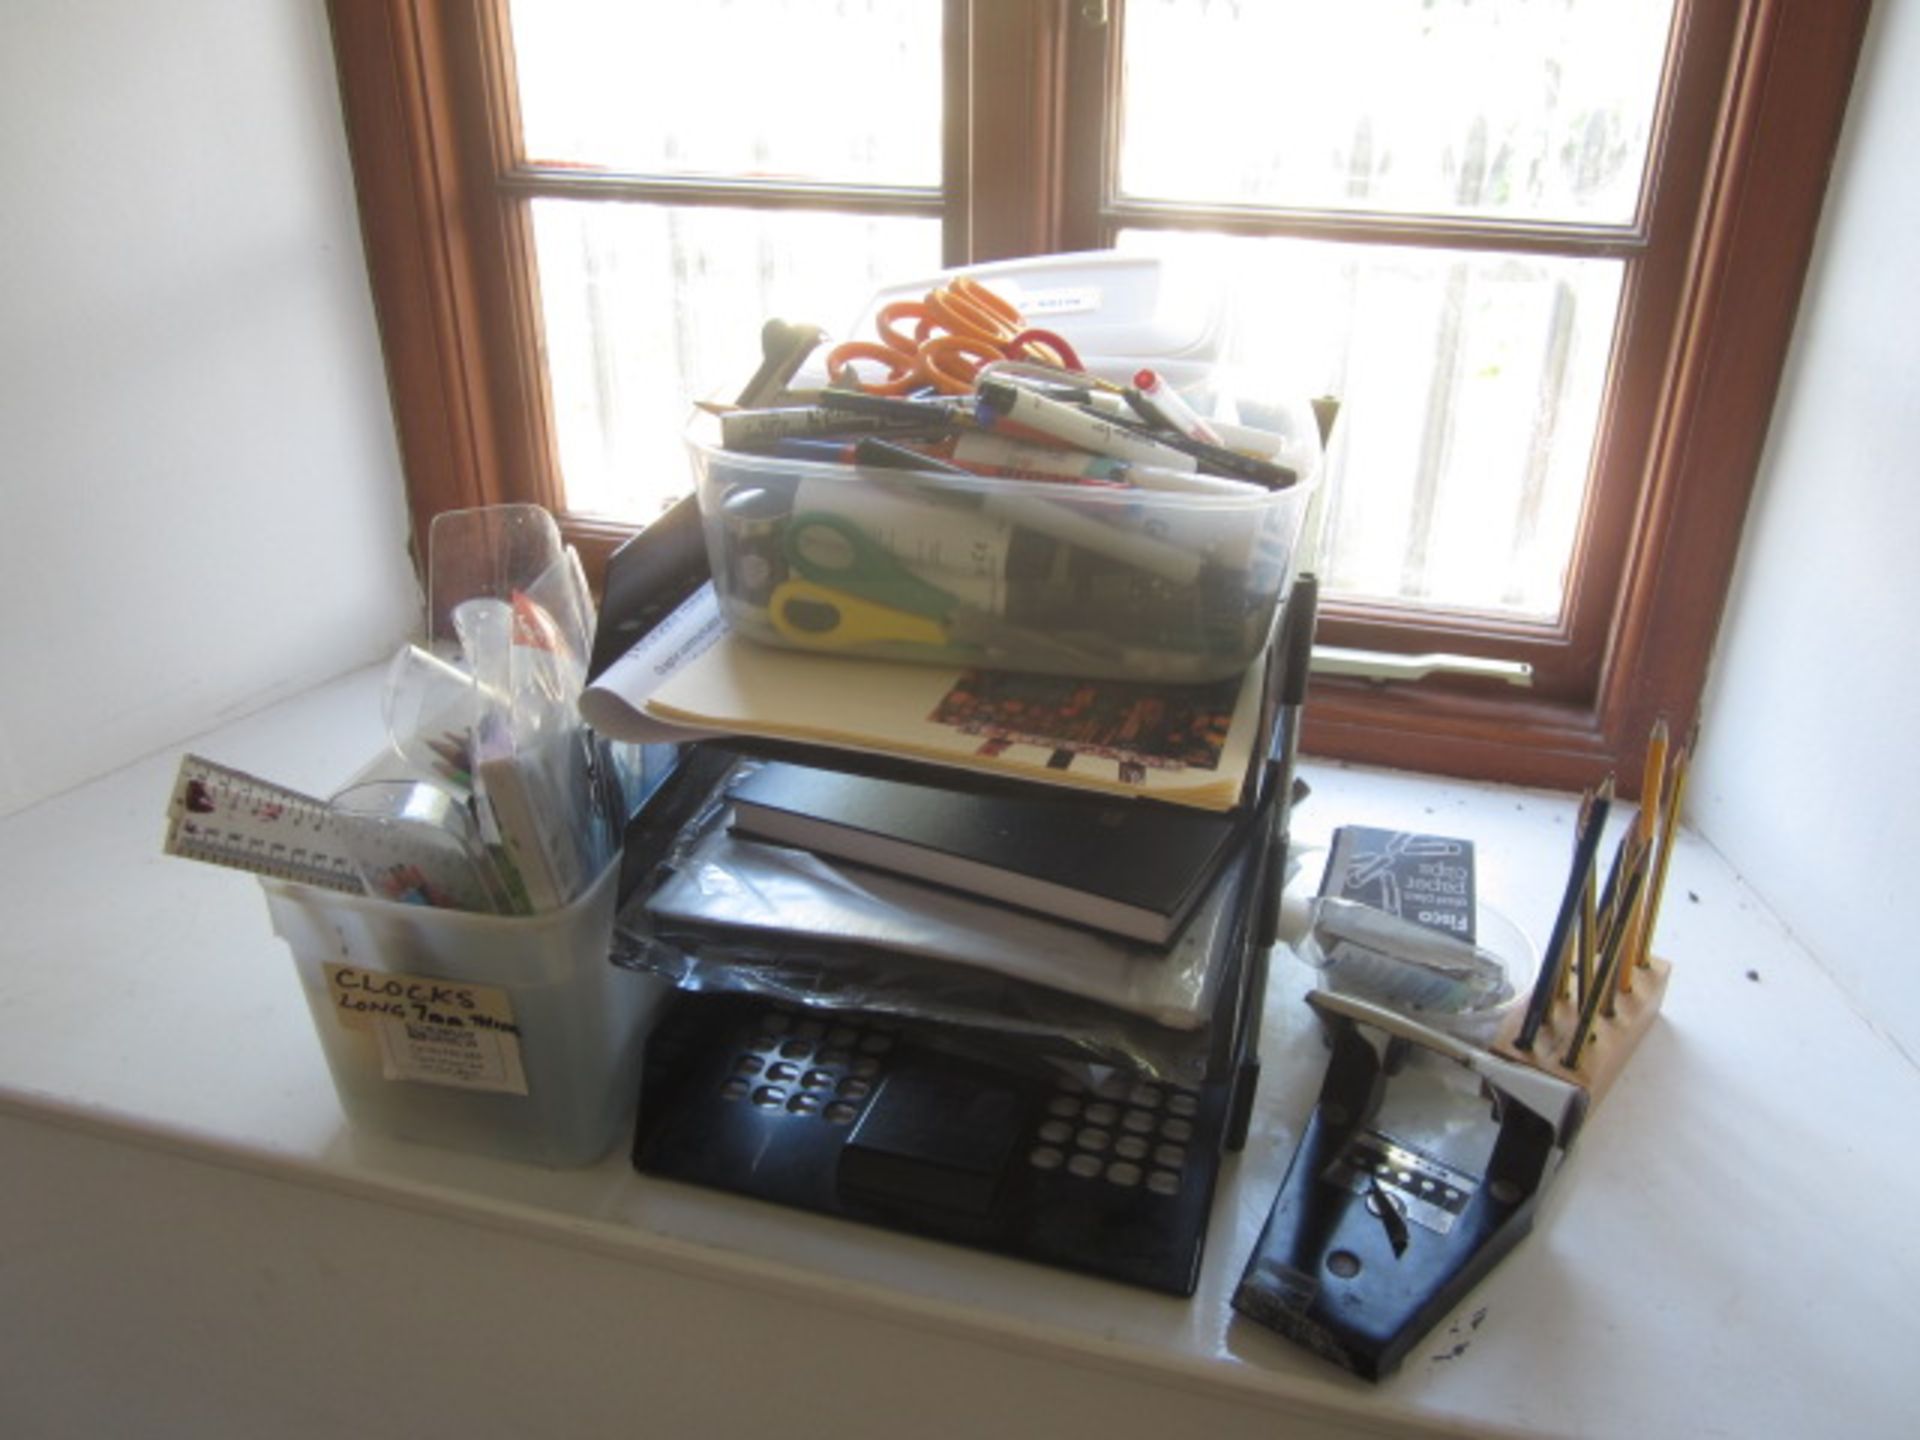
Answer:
[
  {"xmin": 690, "ymin": 251, "xmax": 1324, "ymax": 684},
  {"xmin": 261, "ymin": 859, "xmax": 670, "ymax": 1166},
  {"xmin": 688, "ymin": 401, "xmax": 1321, "ymax": 685}
]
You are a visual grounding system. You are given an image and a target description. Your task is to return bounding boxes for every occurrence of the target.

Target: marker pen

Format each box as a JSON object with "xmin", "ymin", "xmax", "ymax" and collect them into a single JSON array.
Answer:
[
  {"xmin": 952, "ymin": 431, "xmax": 1264, "ymax": 501},
  {"xmin": 719, "ymin": 405, "xmax": 942, "ymax": 450},
  {"xmin": 950, "ymin": 431, "xmax": 1133, "ymax": 484},
  {"xmin": 1103, "ymin": 410, "xmax": 1300, "ymax": 489},
  {"xmin": 850, "ymin": 437, "xmax": 973, "ymax": 475},
  {"xmin": 1131, "ymin": 368, "xmax": 1226, "ymax": 446},
  {"xmin": 975, "ymin": 377, "xmax": 1200, "ymax": 473},
  {"xmin": 842, "ymin": 436, "xmax": 1207, "ymax": 585},
  {"xmin": 764, "ymin": 438, "xmax": 861, "ymax": 465},
  {"xmin": 816, "ymin": 389, "xmax": 973, "ymax": 426},
  {"xmin": 952, "ymin": 431, "xmax": 1270, "ymax": 570},
  {"xmin": 979, "ymin": 490, "xmax": 1203, "ymax": 586}
]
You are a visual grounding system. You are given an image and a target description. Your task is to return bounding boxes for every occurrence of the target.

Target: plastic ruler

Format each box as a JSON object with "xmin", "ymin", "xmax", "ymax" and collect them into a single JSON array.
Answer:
[{"xmin": 164, "ymin": 754, "xmax": 367, "ymax": 895}]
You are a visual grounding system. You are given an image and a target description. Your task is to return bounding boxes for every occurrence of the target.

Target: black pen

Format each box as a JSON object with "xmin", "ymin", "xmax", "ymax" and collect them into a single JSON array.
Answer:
[
  {"xmin": 719, "ymin": 406, "xmax": 946, "ymax": 451},
  {"xmin": 1123, "ymin": 382, "xmax": 1180, "ymax": 432},
  {"xmin": 818, "ymin": 388, "xmax": 972, "ymax": 426},
  {"xmin": 851, "ymin": 437, "xmax": 975, "ymax": 475},
  {"xmin": 1101, "ymin": 406, "xmax": 1299, "ymax": 489},
  {"xmin": 1515, "ymin": 781, "xmax": 1613, "ymax": 1052}
]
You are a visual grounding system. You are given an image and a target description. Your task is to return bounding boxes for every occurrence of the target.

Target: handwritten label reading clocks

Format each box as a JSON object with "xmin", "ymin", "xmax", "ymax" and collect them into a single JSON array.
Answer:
[{"xmin": 324, "ymin": 963, "xmax": 528, "ymax": 1095}]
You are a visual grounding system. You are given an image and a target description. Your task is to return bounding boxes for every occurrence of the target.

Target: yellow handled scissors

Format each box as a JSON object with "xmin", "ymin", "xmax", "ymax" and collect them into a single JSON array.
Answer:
[
  {"xmin": 769, "ymin": 578, "xmax": 952, "ymax": 651},
  {"xmin": 768, "ymin": 576, "xmax": 1121, "ymax": 671},
  {"xmin": 783, "ymin": 510, "xmax": 961, "ymax": 620},
  {"xmin": 773, "ymin": 511, "xmax": 1120, "ymax": 666}
]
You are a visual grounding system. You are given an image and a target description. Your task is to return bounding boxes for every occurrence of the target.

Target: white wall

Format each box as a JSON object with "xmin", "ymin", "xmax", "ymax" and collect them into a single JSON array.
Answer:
[
  {"xmin": 0, "ymin": 0, "xmax": 418, "ymax": 818},
  {"xmin": 1692, "ymin": 2, "xmax": 1920, "ymax": 1059}
]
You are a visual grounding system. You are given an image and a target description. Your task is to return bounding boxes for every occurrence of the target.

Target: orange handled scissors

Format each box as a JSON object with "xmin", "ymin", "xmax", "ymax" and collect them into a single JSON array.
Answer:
[{"xmin": 825, "ymin": 276, "xmax": 1085, "ymax": 395}]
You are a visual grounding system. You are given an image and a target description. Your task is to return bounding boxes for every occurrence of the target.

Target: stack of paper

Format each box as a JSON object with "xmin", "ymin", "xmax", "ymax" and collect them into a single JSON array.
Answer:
[{"xmin": 582, "ymin": 584, "xmax": 1264, "ymax": 812}]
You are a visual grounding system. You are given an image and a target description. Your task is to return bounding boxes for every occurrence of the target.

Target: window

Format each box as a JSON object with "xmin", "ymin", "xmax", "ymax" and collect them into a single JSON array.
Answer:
[
  {"xmin": 328, "ymin": 0, "xmax": 1868, "ymax": 789},
  {"xmin": 507, "ymin": 2, "xmax": 948, "ymax": 521}
]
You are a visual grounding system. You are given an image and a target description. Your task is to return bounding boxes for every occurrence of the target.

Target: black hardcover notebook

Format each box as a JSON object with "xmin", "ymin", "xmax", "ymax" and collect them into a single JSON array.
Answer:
[{"xmin": 728, "ymin": 760, "xmax": 1242, "ymax": 944}]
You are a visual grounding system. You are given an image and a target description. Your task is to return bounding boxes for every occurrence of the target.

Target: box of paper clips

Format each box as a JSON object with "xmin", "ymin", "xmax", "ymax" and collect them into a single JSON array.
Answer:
[{"xmin": 686, "ymin": 253, "xmax": 1325, "ymax": 685}]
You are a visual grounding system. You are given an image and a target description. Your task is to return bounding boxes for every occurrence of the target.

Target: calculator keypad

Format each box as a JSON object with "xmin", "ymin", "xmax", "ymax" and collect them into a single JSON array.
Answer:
[
  {"xmin": 1025, "ymin": 1073, "xmax": 1199, "ymax": 1198},
  {"xmin": 716, "ymin": 1009, "xmax": 893, "ymax": 1125},
  {"xmin": 711, "ymin": 1009, "xmax": 1202, "ymax": 1201}
]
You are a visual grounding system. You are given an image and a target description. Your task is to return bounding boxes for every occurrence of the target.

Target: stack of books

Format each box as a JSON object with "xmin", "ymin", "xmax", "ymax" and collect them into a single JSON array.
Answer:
[{"xmin": 581, "ymin": 510, "xmax": 1288, "ymax": 1036}]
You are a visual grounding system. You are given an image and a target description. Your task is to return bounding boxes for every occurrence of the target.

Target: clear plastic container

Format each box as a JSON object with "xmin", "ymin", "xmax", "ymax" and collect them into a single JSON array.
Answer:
[
  {"xmin": 693, "ymin": 250, "xmax": 1324, "ymax": 683},
  {"xmin": 261, "ymin": 859, "xmax": 672, "ymax": 1166},
  {"xmin": 1305, "ymin": 898, "xmax": 1540, "ymax": 1048},
  {"xmin": 688, "ymin": 400, "xmax": 1321, "ymax": 684}
]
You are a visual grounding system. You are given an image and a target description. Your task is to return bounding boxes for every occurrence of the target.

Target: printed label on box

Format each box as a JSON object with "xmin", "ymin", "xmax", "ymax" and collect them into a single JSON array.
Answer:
[
  {"xmin": 324, "ymin": 963, "xmax": 529, "ymax": 1095},
  {"xmin": 1013, "ymin": 284, "xmax": 1101, "ymax": 317},
  {"xmin": 1321, "ymin": 826, "xmax": 1476, "ymax": 943}
]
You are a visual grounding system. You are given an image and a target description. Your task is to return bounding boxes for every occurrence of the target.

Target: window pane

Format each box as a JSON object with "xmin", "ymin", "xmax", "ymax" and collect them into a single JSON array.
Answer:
[
  {"xmin": 1119, "ymin": 0, "xmax": 1674, "ymax": 225},
  {"xmin": 532, "ymin": 200, "xmax": 940, "ymax": 520},
  {"xmin": 509, "ymin": 0, "xmax": 943, "ymax": 186},
  {"xmin": 1121, "ymin": 231, "xmax": 1622, "ymax": 620}
]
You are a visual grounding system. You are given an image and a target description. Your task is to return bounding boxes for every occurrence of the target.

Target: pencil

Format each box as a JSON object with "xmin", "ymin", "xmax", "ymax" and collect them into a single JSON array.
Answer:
[
  {"xmin": 1594, "ymin": 821, "xmax": 1638, "ymax": 953},
  {"xmin": 1578, "ymin": 853, "xmax": 1598, "ymax": 1010},
  {"xmin": 1637, "ymin": 717, "xmax": 1670, "ymax": 847},
  {"xmin": 1602, "ymin": 834, "xmax": 1651, "ymax": 1015},
  {"xmin": 1562, "ymin": 862, "xmax": 1648, "ymax": 1069},
  {"xmin": 1620, "ymin": 717, "xmax": 1670, "ymax": 990},
  {"xmin": 1638, "ymin": 730, "xmax": 1694, "ymax": 970}
]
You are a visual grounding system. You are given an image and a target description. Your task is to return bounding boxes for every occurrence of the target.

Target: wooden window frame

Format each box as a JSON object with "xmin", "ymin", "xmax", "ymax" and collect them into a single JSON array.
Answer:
[{"xmin": 326, "ymin": 0, "xmax": 1871, "ymax": 793}]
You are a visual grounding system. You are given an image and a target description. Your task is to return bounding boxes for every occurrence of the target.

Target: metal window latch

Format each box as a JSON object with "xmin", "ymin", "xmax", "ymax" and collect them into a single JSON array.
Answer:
[{"xmin": 1310, "ymin": 645, "xmax": 1534, "ymax": 688}]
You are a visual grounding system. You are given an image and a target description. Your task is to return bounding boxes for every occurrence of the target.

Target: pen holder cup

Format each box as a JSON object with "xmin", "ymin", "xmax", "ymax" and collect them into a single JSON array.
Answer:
[
  {"xmin": 685, "ymin": 403, "xmax": 1322, "ymax": 685},
  {"xmin": 261, "ymin": 859, "xmax": 671, "ymax": 1166}
]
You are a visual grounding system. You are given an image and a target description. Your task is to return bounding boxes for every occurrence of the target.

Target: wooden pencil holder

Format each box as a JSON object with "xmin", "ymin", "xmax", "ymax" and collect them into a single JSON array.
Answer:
[{"xmin": 1492, "ymin": 955, "xmax": 1672, "ymax": 1107}]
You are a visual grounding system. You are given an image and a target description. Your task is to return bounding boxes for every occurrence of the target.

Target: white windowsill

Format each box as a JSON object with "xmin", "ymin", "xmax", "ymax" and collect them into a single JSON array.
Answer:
[{"xmin": 1, "ymin": 663, "xmax": 1911, "ymax": 1438}]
